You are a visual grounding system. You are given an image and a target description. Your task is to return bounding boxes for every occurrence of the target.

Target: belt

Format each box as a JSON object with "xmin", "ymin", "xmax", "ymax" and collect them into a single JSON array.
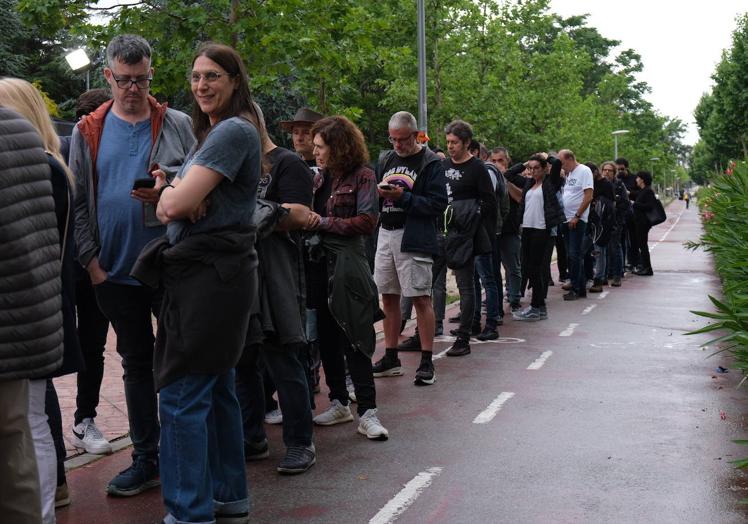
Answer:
[{"xmin": 380, "ymin": 224, "xmax": 404, "ymax": 231}]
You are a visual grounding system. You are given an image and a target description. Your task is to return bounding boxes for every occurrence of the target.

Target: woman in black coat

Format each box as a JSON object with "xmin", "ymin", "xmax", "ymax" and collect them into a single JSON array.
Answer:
[{"xmin": 632, "ymin": 171, "xmax": 656, "ymax": 276}]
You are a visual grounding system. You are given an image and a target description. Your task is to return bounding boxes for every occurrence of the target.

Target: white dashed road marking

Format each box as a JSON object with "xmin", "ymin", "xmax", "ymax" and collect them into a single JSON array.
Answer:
[
  {"xmin": 432, "ymin": 348, "xmax": 450, "ymax": 361},
  {"xmin": 559, "ymin": 323, "xmax": 579, "ymax": 337},
  {"xmin": 369, "ymin": 467, "xmax": 443, "ymax": 524},
  {"xmin": 473, "ymin": 392, "xmax": 515, "ymax": 424},
  {"xmin": 598, "ymin": 291, "xmax": 609, "ymax": 300},
  {"xmin": 582, "ymin": 304, "xmax": 597, "ymax": 315},
  {"xmin": 527, "ymin": 351, "xmax": 553, "ymax": 370}
]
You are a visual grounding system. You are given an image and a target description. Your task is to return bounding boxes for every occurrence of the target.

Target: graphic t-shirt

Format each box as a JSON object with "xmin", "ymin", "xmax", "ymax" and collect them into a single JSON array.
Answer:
[
  {"xmin": 562, "ymin": 163, "xmax": 594, "ymax": 222},
  {"xmin": 379, "ymin": 147, "xmax": 426, "ymax": 229},
  {"xmin": 259, "ymin": 147, "xmax": 314, "ymax": 206}
]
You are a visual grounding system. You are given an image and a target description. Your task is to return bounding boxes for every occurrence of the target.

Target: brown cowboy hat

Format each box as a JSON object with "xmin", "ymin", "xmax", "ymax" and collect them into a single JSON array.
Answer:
[{"xmin": 279, "ymin": 107, "xmax": 324, "ymax": 131}]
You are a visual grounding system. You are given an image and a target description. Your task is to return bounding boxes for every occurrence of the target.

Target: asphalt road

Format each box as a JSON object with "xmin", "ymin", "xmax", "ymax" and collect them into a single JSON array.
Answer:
[{"xmin": 57, "ymin": 200, "xmax": 748, "ymax": 524}]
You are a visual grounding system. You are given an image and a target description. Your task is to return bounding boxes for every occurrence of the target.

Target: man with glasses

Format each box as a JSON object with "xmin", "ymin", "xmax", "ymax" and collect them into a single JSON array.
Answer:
[
  {"xmin": 69, "ymin": 34, "xmax": 195, "ymax": 497},
  {"xmin": 372, "ymin": 111, "xmax": 447, "ymax": 386}
]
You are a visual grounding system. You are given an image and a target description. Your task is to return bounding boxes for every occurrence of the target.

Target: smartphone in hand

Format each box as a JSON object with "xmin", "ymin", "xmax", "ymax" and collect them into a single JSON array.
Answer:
[{"xmin": 132, "ymin": 177, "xmax": 156, "ymax": 190}]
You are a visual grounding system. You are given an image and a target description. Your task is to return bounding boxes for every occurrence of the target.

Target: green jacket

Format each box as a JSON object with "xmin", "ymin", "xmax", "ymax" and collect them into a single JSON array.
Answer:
[{"xmin": 319, "ymin": 234, "xmax": 383, "ymax": 358}]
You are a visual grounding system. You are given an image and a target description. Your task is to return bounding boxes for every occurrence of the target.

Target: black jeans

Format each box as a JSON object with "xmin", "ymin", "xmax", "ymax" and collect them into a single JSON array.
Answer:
[
  {"xmin": 454, "ymin": 258, "xmax": 476, "ymax": 337},
  {"xmin": 45, "ymin": 379, "xmax": 66, "ymax": 485},
  {"xmin": 521, "ymin": 228, "xmax": 551, "ymax": 308},
  {"xmin": 555, "ymin": 230, "xmax": 568, "ymax": 280},
  {"xmin": 235, "ymin": 343, "xmax": 314, "ymax": 448},
  {"xmin": 625, "ymin": 216, "xmax": 639, "ymax": 268},
  {"xmin": 317, "ymin": 301, "xmax": 376, "ymax": 416},
  {"xmin": 94, "ymin": 281, "xmax": 160, "ymax": 461},
  {"xmin": 74, "ymin": 269, "xmax": 110, "ymax": 425}
]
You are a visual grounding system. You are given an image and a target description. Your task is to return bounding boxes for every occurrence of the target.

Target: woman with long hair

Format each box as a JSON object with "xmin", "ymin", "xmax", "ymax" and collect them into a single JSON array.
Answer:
[
  {"xmin": 144, "ymin": 43, "xmax": 262, "ymax": 523},
  {"xmin": 502, "ymin": 153, "xmax": 564, "ymax": 321},
  {"xmin": 304, "ymin": 116, "xmax": 389, "ymax": 440},
  {"xmin": 0, "ymin": 77, "xmax": 84, "ymax": 522}
]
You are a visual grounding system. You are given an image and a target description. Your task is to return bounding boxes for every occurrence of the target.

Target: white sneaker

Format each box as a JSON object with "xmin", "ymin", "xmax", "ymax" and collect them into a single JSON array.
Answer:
[
  {"xmin": 264, "ymin": 408, "xmax": 283, "ymax": 425},
  {"xmin": 313, "ymin": 399, "xmax": 353, "ymax": 426},
  {"xmin": 357, "ymin": 409, "xmax": 389, "ymax": 441},
  {"xmin": 71, "ymin": 418, "xmax": 112, "ymax": 455}
]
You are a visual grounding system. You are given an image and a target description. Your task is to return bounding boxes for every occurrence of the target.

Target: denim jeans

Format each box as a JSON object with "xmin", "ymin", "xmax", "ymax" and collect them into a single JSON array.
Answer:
[
  {"xmin": 491, "ymin": 235, "xmax": 504, "ymax": 317},
  {"xmin": 74, "ymin": 268, "xmax": 110, "ymax": 425},
  {"xmin": 473, "ymin": 253, "xmax": 500, "ymax": 329},
  {"xmin": 499, "ymin": 234, "xmax": 521, "ymax": 305},
  {"xmin": 563, "ymin": 221, "xmax": 588, "ymax": 295},
  {"xmin": 235, "ymin": 343, "xmax": 313, "ymax": 448},
  {"xmin": 94, "ymin": 281, "xmax": 160, "ymax": 461},
  {"xmin": 160, "ymin": 371, "xmax": 248, "ymax": 524},
  {"xmin": 607, "ymin": 225, "xmax": 623, "ymax": 278},
  {"xmin": 593, "ymin": 244, "xmax": 608, "ymax": 281}
]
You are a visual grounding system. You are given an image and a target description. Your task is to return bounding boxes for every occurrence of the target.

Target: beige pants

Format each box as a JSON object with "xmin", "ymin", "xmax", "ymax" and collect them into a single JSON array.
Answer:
[{"xmin": 0, "ymin": 379, "xmax": 42, "ymax": 523}]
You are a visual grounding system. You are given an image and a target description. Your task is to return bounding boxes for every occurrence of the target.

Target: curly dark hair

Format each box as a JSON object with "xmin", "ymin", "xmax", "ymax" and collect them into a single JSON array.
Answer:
[{"xmin": 311, "ymin": 116, "xmax": 369, "ymax": 176}]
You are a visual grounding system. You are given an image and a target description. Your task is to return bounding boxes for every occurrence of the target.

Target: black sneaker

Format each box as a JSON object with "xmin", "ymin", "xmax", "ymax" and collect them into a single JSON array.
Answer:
[
  {"xmin": 372, "ymin": 355, "xmax": 403, "ymax": 377},
  {"xmin": 476, "ymin": 328, "xmax": 499, "ymax": 341},
  {"xmin": 106, "ymin": 458, "xmax": 160, "ymax": 497},
  {"xmin": 277, "ymin": 444, "xmax": 316, "ymax": 475},
  {"xmin": 496, "ymin": 316, "xmax": 504, "ymax": 326},
  {"xmin": 244, "ymin": 438, "xmax": 269, "ymax": 461},
  {"xmin": 470, "ymin": 322, "xmax": 481, "ymax": 336},
  {"xmin": 413, "ymin": 360, "xmax": 435, "ymax": 386},
  {"xmin": 448, "ymin": 314, "xmax": 460, "ymax": 323},
  {"xmin": 563, "ymin": 291, "xmax": 579, "ymax": 301},
  {"xmin": 446, "ymin": 337, "xmax": 471, "ymax": 357},
  {"xmin": 397, "ymin": 334, "xmax": 421, "ymax": 351},
  {"xmin": 509, "ymin": 302, "xmax": 521, "ymax": 312}
]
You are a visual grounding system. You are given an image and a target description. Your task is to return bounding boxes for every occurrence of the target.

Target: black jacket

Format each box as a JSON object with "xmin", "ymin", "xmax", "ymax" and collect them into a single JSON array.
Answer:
[
  {"xmin": 0, "ymin": 108, "xmax": 63, "ymax": 380},
  {"xmin": 503, "ymin": 157, "xmax": 565, "ymax": 230},
  {"xmin": 132, "ymin": 228, "xmax": 258, "ymax": 390},
  {"xmin": 444, "ymin": 199, "xmax": 492, "ymax": 269},
  {"xmin": 377, "ymin": 148, "xmax": 448, "ymax": 256},
  {"xmin": 633, "ymin": 186, "xmax": 657, "ymax": 228}
]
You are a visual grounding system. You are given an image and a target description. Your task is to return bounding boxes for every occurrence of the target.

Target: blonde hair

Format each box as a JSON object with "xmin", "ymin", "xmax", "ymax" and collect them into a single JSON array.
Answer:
[{"xmin": 0, "ymin": 77, "xmax": 73, "ymax": 185}]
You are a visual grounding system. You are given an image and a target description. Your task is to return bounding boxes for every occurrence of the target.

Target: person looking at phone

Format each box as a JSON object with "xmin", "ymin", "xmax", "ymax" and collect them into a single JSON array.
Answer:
[
  {"xmin": 371, "ymin": 111, "xmax": 447, "ymax": 386},
  {"xmin": 69, "ymin": 34, "xmax": 195, "ymax": 497}
]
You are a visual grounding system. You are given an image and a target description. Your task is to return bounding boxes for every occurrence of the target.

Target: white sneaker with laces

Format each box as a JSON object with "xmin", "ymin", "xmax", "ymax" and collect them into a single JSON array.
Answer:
[
  {"xmin": 313, "ymin": 399, "xmax": 354, "ymax": 426},
  {"xmin": 264, "ymin": 408, "xmax": 283, "ymax": 425},
  {"xmin": 357, "ymin": 409, "xmax": 389, "ymax": 441},
  {"xmin": 71, "ymin": 418, "xmax": 112, "ymax": 455}
]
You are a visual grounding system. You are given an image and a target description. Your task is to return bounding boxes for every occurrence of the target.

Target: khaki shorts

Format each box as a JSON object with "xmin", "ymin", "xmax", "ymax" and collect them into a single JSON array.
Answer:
[{"xmin": 374, "ymin": 228, "xmax": 433, "ymax": 297}]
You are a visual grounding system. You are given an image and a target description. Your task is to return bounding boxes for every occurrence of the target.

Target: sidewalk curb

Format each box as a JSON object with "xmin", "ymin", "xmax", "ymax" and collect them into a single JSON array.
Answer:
[{"xmin": 65, "ymin": 435, "xmax": 133, "ymax": 472}]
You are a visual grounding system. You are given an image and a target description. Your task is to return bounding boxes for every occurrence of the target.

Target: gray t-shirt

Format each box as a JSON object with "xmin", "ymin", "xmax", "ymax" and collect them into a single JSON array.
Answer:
[{"xmin": 167, "ymin": 117, "xmax": 260, "ymax": 244}]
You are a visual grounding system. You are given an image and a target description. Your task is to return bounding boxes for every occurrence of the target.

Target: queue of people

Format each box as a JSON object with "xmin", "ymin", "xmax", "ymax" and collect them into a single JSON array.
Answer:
[{"xmin": 0, "ymin": 34, "xmax": 665, "ymax": 524}]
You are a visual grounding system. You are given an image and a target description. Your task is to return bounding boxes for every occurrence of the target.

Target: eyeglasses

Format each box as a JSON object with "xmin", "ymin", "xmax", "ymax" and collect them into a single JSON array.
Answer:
[
  {"xmin": 111, "ymin": 74, "xmax": 152, "ymax": 90},
  {"xmin": 602, "ymin": 168, "xmax": 615, "ymax": 173},
  {"xmin": 387, "ymin": 134, "xmax": 416, "ymax": 144},
  {"xmin": 528, "ymin": 166, "xmax": 543, "ymax": 171},
  {"xmin": 190, "ymin": 71, "xmax": 235, "ymax": 84}
]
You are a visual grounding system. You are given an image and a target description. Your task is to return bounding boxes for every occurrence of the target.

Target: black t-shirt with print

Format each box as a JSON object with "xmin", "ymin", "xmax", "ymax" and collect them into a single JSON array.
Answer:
[
  {"xmin": 259, "ymin": 147, "xmax": 314, "ymax": 206},
  {"xmin": 379, "ymin": 147, "xmax": 427, "ymax": 229}
]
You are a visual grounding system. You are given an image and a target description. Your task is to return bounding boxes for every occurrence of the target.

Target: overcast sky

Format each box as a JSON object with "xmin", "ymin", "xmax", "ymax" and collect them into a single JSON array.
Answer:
[{"xmin": 549, "ymin": 0, "xmax": 746, "ymax": 145}]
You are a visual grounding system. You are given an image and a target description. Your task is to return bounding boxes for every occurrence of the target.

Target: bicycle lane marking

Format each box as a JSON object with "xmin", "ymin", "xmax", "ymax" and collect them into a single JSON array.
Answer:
[
  {"xmin": 369, "ymin": 467, "xmax": 443, "ymax": 524},
  {"xmin": 473, "ymin": 392, "xmax": 516, "ymax": 424}
]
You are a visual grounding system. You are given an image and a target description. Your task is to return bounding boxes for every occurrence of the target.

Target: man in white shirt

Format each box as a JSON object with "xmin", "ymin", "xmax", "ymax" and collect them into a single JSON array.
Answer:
[{"xmin": 559, "ymin": 149, "xmax": 593, "ymax": 300}]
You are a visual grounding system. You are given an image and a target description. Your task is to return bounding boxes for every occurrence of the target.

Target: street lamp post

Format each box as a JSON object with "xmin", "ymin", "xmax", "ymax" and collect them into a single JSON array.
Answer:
[
  {"xmin": 611, "ymin": 129, "xmax": 629, "ymax": 159},
  {"xmin": 416, "ymin": 0, "xmax": 427, "ymax": 138},
  {"xmin": 65, "ymin": 49, "xmax": 91, "ymax": 91}
]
